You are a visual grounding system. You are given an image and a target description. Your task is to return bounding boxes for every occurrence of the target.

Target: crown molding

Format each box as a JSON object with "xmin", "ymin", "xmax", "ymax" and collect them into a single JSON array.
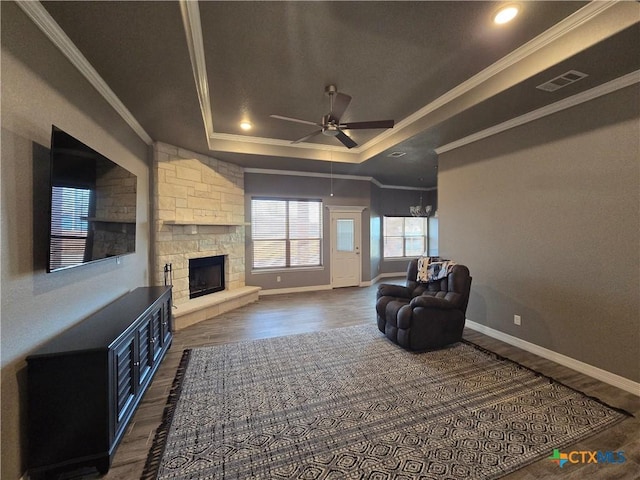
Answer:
[
  {"xmin": 179, "ymin": 0, "xmax": 214, "ymax": 147},
  {"xmin": 376, "ymin": 183, "xmax": 437, "ymax": 192},
  {"xmin": 436, "ymin": 69, "xmax": 640, "ymax": 155},
  {"xmin": 16, "ymin": 1, "xmax": 153, "ymax": 145},
  {"xmin": 210, "ymin": 131, "xmax": 357, "ymax": 153}
]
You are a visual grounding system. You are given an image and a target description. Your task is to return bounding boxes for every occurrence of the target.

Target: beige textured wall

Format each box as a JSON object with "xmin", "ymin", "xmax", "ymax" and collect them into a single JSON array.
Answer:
[
  {"xmin": 438, "ymin": 84, "xmax": 639, "ymax": 382},
  {"xmin": 1, "ymin": 4, "xmax": 151, "ymax": 478}
]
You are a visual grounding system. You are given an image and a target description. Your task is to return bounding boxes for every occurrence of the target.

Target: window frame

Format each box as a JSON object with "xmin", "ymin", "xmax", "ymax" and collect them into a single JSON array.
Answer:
[
  {"xmin": 383, "ymin": 216, "xmax": 430, "ymax": 259},
  {"xmin": 251, "ymin": 197, "xmax": 323, "ymax": 271}
]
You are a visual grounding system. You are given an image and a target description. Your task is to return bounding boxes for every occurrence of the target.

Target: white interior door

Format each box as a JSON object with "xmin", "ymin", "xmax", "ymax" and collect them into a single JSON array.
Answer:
[{"xmin": 330, "ymin": 211, "xmax": 361, "ymax": 288}]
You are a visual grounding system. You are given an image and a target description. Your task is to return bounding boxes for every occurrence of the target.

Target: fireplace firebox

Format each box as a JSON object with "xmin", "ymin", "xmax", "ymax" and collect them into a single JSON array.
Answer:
[{"xmin": 189, "ymin": 255, "xmax": 225, "ymax": 299}]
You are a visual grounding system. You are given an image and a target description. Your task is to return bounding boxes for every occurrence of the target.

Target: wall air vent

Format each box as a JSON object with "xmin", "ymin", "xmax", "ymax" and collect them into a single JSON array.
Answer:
[
  {"xmin": 536, "ymin": 70, "xmax": 588, "ymax": 92},
  {"xmin": 387, "ymin": 151, "xmax": 406, "ymax": 158}
]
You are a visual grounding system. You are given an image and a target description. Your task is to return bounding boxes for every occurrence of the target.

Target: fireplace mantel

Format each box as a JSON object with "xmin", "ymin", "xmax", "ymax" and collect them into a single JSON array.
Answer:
[
  {"xmin": 163, "ymin": 220, "xmax": 248, "ymax": 235},
  {"xmin": 163, "ymin": 220, "xmax": 248, "ymax": 226}
]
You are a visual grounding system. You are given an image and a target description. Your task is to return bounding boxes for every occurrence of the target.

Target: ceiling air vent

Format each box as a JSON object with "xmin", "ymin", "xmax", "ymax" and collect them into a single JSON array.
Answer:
[
  {"xmin": 536, "ymin": 70, "xmax": 588, "ymax": 92},
  {"xmin": 387, "ymin": 151, "xmax": 406, "ymax": 158}
]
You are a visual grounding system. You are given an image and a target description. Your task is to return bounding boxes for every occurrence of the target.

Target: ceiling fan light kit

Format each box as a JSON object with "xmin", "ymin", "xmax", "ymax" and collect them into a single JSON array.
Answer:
[{"xmin": 270, "ymin": 84, "xmax": 394, "ymax": 149}]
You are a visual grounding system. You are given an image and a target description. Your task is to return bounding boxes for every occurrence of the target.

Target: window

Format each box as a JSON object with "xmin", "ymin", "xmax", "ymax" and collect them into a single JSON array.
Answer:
[
  {"xmin": 251, "ymin": 198, "xmax": 322, "ymax": 269},
  {"xmin": 383, "ymin": 216, "xmax": 428, "ymax": 258},
  {"xmin": 49, "ymin": 186, "xmax": 92, "ymax": 270}
]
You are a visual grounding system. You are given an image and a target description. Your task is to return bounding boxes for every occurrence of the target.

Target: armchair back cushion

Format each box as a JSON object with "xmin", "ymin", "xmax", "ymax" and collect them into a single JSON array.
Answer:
[
  {"xmin": 376, "ymin": 258, "xmax": 472, "ymax": 351},
  {"xmin": 418, "ymin": 263, "xmax": 472, "ymax": 314}
]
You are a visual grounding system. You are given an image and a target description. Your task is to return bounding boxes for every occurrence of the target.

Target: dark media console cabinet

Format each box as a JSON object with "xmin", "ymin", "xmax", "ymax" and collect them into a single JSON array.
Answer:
[{"xmin": 27, "ymin": 286, "xmax": 173, "ymax": 479}]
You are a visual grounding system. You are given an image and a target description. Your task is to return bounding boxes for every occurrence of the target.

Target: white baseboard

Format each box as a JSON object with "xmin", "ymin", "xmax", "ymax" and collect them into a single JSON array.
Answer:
[
  {"xmin": 465, "ymin": 320, "xmax": 640, "ymax": 397},
  {"xmin": 259, "ymin": 279, "xmax": 395, "ymax": 295},
  {"xmin": 371, "ymin": 272, "xmax": 406, "ymax": 285},
  {"xmin": 259, "ymin": 284, "xmax": 333, "ymax": 296}
]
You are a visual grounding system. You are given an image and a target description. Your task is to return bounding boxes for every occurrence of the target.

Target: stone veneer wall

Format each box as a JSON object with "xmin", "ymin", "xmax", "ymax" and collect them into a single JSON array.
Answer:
[{"xmin": 153, "ymin": 142, "xmax": 245, "ymax": 304}]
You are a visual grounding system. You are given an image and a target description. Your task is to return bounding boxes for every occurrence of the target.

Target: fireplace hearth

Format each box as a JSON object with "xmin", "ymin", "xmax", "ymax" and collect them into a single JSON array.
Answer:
[{"xmin": 189, "ymin": 255, "xmax": 225, "ymax": 299}]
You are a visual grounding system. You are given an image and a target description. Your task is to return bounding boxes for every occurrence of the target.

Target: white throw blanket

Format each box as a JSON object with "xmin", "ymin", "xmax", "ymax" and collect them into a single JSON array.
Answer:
[{"xmin": 417, "ymin": 256, "xmax": 456, "ymax": 283}]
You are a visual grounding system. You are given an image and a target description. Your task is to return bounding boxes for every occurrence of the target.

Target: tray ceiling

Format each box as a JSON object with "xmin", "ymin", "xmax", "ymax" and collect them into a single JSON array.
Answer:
[{"xmin": 25, "ymin": 1, "xmax": 640, "ymax": 188}]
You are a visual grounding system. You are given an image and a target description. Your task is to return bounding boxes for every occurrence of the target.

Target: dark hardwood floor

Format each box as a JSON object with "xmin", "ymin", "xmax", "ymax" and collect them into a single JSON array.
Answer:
[{"xmin": 75, "ymin": 281, "xmax": 638, "ymax": 479}]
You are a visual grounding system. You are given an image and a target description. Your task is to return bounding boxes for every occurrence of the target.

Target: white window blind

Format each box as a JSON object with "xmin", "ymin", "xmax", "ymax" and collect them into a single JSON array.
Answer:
[
  {"xmin": 49, "ymin": 186, "xmax": 91, "ymax": 270},
  {"xmin": 251, "ymin": 198, "xmax": 322, "ymax": 269},
  {"xmin": 336, "ymin": 219, "xmax": 354, "ymax": 252}
]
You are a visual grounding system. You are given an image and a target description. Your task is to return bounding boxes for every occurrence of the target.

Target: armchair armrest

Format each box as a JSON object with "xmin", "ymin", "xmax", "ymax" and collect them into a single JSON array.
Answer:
[
  {"xmin": 409, "ymin": 294, "xmax": 459, "ymax": 310},
  {"xmin": 377, "ymin": 284, "xmax": 412, "ymax": 299}
]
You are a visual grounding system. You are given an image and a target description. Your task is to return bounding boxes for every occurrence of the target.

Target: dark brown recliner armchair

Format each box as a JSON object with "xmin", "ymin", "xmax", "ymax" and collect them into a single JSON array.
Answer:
[{"xmin": 376, "ymin": 258, "xmax": 472, "ymax": 351}]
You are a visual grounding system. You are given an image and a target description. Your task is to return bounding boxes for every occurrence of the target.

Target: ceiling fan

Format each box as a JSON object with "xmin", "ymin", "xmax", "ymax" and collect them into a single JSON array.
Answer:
[{"xmin": 270, "ymin": 85, "xmax": 394, "ymax": 149}]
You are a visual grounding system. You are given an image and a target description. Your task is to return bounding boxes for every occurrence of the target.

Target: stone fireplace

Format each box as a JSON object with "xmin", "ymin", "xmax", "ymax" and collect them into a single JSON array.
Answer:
[
  {"xmin": 152, "ymin": 142, "xmax": 260, "ymax": 328},
  {"xmin": 189, "ymin": 255, "xmax": 225, "ymax": 299}
]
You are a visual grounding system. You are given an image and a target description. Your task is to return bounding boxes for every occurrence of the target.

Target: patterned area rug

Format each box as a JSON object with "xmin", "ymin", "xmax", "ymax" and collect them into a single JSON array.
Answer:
[{"xmin": 142, "ymin": 325, "xmax": 629, "ymax": 479}]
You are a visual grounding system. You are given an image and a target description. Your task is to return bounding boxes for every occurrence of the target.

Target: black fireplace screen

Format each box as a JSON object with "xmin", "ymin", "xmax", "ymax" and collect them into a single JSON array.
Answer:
[{"xmin": 189, "ymin": 255, "xmax": 225, "ymax": 299}]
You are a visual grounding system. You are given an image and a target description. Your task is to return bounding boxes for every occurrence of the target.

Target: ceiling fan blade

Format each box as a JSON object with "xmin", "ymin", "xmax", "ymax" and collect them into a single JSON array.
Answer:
[
  {"xmin": 335, "ymin": 129, "xmax": 357, "ymax": 149},
  {"xmin": 330, "ymin": 93, "xmax": 352, "ymax": 121},
  {"xmin": 340, "ymin": 120, "xmax": 395, "ymax": 130},
  {"xmin": 270, "ymin": 114, "xmax": 320, "ymax": 127},
  {"xmin": 292, "ymin": 130, "xmax": 323, "ymax": 144}
]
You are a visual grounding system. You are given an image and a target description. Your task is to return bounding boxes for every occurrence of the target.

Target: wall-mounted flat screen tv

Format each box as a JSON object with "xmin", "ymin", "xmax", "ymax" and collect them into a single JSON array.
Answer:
[{"xmin": 48, "ymin": 126, "xmax": 137, "ymax": 273}]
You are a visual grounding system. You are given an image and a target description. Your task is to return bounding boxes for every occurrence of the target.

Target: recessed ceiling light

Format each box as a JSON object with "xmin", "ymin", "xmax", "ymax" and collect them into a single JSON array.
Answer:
[
  {"xmin": 240, "ymin": 121, "xmax": 252, "ymax": 131},
  {"xmin": 493, "ymin": 4, "xmax": 519, "ymax": 25}
]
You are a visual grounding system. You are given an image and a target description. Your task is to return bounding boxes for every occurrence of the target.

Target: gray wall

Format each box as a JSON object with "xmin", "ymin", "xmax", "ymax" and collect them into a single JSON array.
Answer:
[
  {"xmin": 369, "ymin": 183, "xmax": 383, "ymax": 279},
  {"xmin": 244, "ymin": 172, "xmax": 438, "ymax": 290},
  {"xmin": 438, "ymin": 84, "xmax": 639, "ymax": 382},
  {"xmin": 1, "ymin": 4, "xmax": 151, "ymax": 478},
  {"xmin": 244, "ymin": 172, "xmax": 372, "ymax": 290}
]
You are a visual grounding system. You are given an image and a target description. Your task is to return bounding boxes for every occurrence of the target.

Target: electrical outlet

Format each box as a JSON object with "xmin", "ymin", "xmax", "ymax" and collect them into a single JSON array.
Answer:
[
  {"xmin": 276, "ymin": 275, "xmax": 281, "ymax": 283},
  {"xmin": 514, "ymin": 314, "xmax": 521, "ymax": 326}
]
